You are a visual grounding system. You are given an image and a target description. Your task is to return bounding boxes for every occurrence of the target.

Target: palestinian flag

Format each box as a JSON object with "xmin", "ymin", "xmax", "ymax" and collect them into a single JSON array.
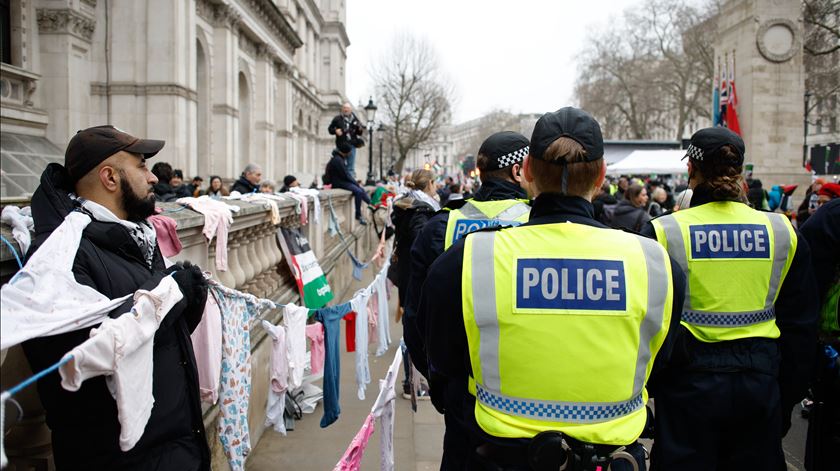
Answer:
[{"xmin": 277, "ymin": 227, "xmax": 334, "ymax": 308}]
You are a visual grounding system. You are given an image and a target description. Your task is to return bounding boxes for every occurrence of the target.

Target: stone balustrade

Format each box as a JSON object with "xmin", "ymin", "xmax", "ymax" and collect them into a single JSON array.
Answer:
[{"xmin": 0, "ymin": 189, "xmax": 380, "ymax": 470}]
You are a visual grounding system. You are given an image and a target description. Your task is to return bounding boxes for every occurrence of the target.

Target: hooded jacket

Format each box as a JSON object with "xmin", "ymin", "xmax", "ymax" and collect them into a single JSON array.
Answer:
[
  {"xmin": 325, "ymin": 149, "xmax": 358, "ymax": 189},
  {"xmin": 231, "ymin": 175, "xmax": 259, "ymax": 195},
  {"xmin": 610, "ymin": 199, "xmax": 651, "ymax": 232},
  {"xmin": 22, "ymin": 163, "xmax": 210, "ymax": 471}
]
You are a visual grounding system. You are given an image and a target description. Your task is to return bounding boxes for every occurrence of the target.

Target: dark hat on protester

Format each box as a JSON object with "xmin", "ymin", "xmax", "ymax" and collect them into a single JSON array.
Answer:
[
  {"xmin": 684, "ymin": 127, "xmax": 745, "ymax": 165},
  {"xmin": 530, "ymin": 107, "xmax": 604, "ymax": 163},
  {"xmin": 65, "ymin": 125, "xmax": 165, "ymax": 182},
  {"xmin": 283, "ymin": 175, "xmax": 298, "ymax": 187},
  {"xmin": 337, "ymin": 141, "xmax": 353, "ymax": 154},
  {"xmin": 477, "ymin": 131, "xmax": 529, "ymax": 171}
]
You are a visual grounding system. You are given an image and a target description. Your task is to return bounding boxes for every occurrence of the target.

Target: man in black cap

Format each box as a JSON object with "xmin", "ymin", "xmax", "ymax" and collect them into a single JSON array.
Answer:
[
  {"xmin": 419, "ymin": 108, "xmax": 685, "ymax": 470},
  {"xmin": 326, "ymin": 141, "xmax": 371, "ymax": 223},
  {"xmin": 280, "ymin": 174, "xmax": 299, "ymax": 193},
  {"xmin": 642, "ymin": 127, "xmax": 817, "ymax": 470},
  {"xmin": 23, "ymin": 125, "xmax": 211, "ymax": 470}
]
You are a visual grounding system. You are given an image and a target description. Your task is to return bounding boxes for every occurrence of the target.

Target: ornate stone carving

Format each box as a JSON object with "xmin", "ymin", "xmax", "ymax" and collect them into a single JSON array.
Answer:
[
  {"xmin": 90, "ymin": 82, "xmax": 198, "ymax": 102},
  {"xmin": 80, "ymin": 0, "xmax": 97, "ymax": 9},
  {"xmin": 238, "ymin": 32, "xmax": 258, "ymax": 57},
  {"xmin": 239, "ymin": 0, "xmax": 303, "ymax": 51},
  {"xmin": 212, "ymin": 3, "xmax": 241, "ymax": 30},
  {"xmin": 36, "ymin": 8, "xmax": 96, "ymax": 41},
  {"xmin": 756, "ymin": 18, "xmax": 799, "ymax": 63},
  {"xmin": 195, "ymin": 0, "xmax": 213, "ymax": 22}
]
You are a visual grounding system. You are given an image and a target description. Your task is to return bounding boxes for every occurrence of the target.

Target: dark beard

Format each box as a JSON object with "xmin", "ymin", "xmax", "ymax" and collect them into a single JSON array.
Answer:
[{"xmin": 119, "ymin": 173, "xmax": 156, "ymax": 222}]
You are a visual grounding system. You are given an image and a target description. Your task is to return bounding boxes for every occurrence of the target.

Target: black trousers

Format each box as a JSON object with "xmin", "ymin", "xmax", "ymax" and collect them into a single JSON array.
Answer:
[{"xmin": 651, "ymin": 369, "xmax": 786, "ymax": 471}]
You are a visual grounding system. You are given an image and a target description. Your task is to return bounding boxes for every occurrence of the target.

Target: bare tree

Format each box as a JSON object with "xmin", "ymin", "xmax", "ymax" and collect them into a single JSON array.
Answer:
[
  {"xmin": 803, "ymin": 0, "xmax": 840, "ymax": 117},
  {"xmin": 574, "ymin": 0, "xmax": 714, "ymax": 141},
  {"xmin": 372, "ymin": 34, "xmax": 456, "ymax": 173},
  {"xmin": 458, "ymin": 109, "xmax": 522, "ymax": 158}
]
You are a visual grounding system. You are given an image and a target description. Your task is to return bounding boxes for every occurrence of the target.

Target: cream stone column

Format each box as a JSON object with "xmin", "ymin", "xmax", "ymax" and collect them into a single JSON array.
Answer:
[
  {"xmin": 210, "ymin": 4, "xmax": 240, "ymax": 179},
  {"xmin": 36, "ymin": 4, "xmax": 96, "ymax": 146},
  {"xmin": 274, "ymin": 62, "xmax": 294, "ymax": 176},
  {"xmin": 254, "ymin": 45, "xmax": 276, "ymax": 180},
  {"xmin": 715, "ymin": 0, "xmax": 810, "ymax": 187}
]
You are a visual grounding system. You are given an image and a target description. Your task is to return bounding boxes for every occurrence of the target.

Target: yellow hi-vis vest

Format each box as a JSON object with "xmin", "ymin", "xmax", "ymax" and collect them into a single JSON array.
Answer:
[
  {"xmin": 461, "ymin": 223, "xmax": 673, "ymax": 445},
  {"xmin": 443, "ymin": 199, "xmax": 530, "ymax": 250},
  {"xmin": 651, "ymin": 202, "xmax": 796, "ymax": 343}
]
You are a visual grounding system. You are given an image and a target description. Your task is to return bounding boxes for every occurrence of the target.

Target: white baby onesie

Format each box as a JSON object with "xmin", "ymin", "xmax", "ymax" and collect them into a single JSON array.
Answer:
[{"xmin": 283, "ymin": 303, "xmax": 310, "ymax": 389}]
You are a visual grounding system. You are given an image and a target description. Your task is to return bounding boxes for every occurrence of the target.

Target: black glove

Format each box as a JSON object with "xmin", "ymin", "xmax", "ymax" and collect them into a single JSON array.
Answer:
[{"xmin": 169, "ymin": 261, "xmax": 208, "ymax": 333}]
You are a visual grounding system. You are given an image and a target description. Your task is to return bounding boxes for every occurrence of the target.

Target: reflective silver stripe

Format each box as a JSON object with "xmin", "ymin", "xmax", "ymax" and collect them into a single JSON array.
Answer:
[
  {"xmin": 460, "ymin": 201, "xmax": 486, "ymax": 219},
  {"xmin": 683, "ymin": 307, "xmax": 775, "ymax": 327},
  {"xmin": 764, "ymin": 213, "xmax": 791, "ymax": 308},
  {"xmin": 495, "ymin": 202, "xmax": 530, "ymax": 221},
  {"xmin": 657, "ymin": 216, "xmax": 691, "ymax": 309},
  {"xmin": 470, "ymin": 231, "xmax": 501, "ymax": 391},
  {"xmin": 635, "ymin": 237, "xmax": 669, "ymax": 395},
  {"xmin": 476, "ymin": 385, "xmax": 645, "ymax": 424}
]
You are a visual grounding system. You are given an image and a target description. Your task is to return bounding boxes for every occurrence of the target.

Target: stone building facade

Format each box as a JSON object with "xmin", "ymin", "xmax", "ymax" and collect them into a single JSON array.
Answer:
[{"xmin": 1, "ymin": 0, "xmax": 350, "ymax": 196}]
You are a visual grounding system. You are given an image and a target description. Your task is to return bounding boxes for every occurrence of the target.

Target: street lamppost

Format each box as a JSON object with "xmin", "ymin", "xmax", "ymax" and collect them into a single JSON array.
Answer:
[
  {"xmin": 803, "ymin": 91, "xmax": 812, "ymax": 167},
  {"xmin": 364, "ymin": 97, "xmax": 377, "ymax": 185}
]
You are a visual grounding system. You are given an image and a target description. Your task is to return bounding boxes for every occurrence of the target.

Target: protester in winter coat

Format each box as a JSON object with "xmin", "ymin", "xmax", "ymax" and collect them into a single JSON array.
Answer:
[
  {"xmin": 22, "ymin": 125, "xmax": 211, "ymax": 470},
  {"xmin": 648, "ymin": 186, "xmax": 668, "ymax": 217},
  {"xmin": 610, "ymin": 184, "xmax": 651, "ymax": 231},
  {"xmin": 150, "ymin": 161, "xmax": 179, "ymax": 202},
  {"xmin": 203, "ymin": 175, "xmax": 229, "ymax": 197},
  {"xmin": 592, "ymin": 180, "xmax": 618, "ymax": 223},
  {"xmin": 326, "ymin": 141, "xmax": 371, "ymax": 223},
  {"xmin": 230, "ymin": 163, "xmax": 262, "ymax": 194}
]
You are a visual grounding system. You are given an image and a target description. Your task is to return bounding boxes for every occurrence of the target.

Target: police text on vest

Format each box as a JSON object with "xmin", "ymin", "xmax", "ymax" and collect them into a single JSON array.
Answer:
[
  {"xmin": 515, "ymin": 259, "xmax": 626, "ymax": 311},
  {"xmin": 453, "ymin": 218, "xmax": 520, "ymax": 243},
  {"xmin": 689, "ymin": 224, "xmax": 770, "ymax": 259}
]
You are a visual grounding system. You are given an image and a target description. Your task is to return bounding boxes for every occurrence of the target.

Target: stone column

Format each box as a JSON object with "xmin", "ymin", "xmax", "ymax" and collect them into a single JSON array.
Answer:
[
  {"xmin": 254, "ymin": 45, "xmax": 276, "ymax": 180},
  {"xmin": 715, "ymin": 0, "xmax": 810, "ymax": 187},
  {"xmin": 210, "ymin": 4, "xmax": 240, "ymax": 179},
  {"xmin": 274, "ymin": 61, "xmax": 293, "ymax": 176}
]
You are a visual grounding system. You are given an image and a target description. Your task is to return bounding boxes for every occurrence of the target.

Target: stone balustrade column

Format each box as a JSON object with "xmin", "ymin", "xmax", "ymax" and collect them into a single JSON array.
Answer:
[
  {"xmin": 226, "ymin": 232, "xmax": 248, "ymax": 289},
  {"xmin": 244, "ymin": 230, "xmax": 262, "ymax": 292}
]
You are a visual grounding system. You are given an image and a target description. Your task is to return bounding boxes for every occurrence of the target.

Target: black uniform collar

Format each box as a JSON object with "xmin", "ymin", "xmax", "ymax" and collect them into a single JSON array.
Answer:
[
  {"xmin": 473, "ymin": 178, "xmax": 526, "ymax": 202},
  {"xmin": 524, "ymin": 192, "xmax": 606, "ymax": 228},
  {"xmin": 687, "ymin": 185, "xmax": 745, "ymax": 208}
]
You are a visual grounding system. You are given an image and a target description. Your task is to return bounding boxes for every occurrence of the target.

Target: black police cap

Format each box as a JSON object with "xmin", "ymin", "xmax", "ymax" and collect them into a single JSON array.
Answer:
[
  {"xmin": 684, "ymin": 127, "xmax": 745, "ymax": 166},
  {"xmin": 530, "ymin": 107, "xmax": 604, "ymax": 163}
]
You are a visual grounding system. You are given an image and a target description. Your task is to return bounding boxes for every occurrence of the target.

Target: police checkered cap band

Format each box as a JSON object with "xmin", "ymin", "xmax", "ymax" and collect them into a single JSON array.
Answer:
[
  {"xmin": 497, "ymin": 146, "xmax": 528, "ymax": 168},
  {"xmin": 685, "ymin": 144, "xmax": 704, "ymax": 161}
]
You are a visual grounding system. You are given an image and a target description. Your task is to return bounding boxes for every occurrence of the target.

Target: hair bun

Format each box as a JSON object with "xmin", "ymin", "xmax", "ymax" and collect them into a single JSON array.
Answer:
[{"xmin": 405, "ymin": 181, "xmax": 416, "ymax": 189}]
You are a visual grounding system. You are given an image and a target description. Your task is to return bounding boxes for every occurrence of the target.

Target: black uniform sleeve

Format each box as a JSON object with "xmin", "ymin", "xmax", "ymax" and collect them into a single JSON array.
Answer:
[
  {"xmin": 775, "ymin": 232, "xmax": 819, "ymax": 433},
  {"xmin": 647, "ymin": 257, "xmax": 686, "ymax": 396},
  {"xmin": 403, "ymin": 212, "xmax": 448, "ymax": 378},
  {"xmin": 419, "ymin": 240, "xmax": 468, "ymax": 412},
  {"xmin": 799, "ymin": 199, "xmax": 840, "ymax": 300}
]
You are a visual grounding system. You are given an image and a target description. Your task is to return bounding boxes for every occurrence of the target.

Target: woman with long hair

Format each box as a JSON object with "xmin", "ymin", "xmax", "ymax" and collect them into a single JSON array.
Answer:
[
  {"xmin": 645, "ymin": 128, "xmax": 817, "ymax": 470},
  {"xmin": 610, "ymin": 183, "xmax": 651, "ymax": 231},
  {"xmin": 203, "ymin": 176, "xmax": 229, "ymax": 197}
]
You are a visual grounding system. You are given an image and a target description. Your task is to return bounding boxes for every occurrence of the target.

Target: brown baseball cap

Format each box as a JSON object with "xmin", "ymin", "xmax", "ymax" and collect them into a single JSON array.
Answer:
[{"xmin": 65, "ymin": 125, "xmax": 165, "ymax": 181}]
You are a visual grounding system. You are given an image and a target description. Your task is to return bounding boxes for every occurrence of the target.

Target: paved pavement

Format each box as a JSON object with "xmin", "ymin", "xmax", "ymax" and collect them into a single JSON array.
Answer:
[{"xmin": 247, "ymin": 270, "xmax": 443, "ymax": 471}]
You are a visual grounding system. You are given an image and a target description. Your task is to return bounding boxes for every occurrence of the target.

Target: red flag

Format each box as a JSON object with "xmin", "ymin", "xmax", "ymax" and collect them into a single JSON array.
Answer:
[{"xmin": 726, "ymin": 55, "xmax": 742, "ymax": 135}]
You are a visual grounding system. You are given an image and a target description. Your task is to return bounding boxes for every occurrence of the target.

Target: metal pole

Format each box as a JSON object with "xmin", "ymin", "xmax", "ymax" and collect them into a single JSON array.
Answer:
[
  {"xmin": 367, "ymin": 125, "xmax": 375, "ymax": 185},
  {"xmin": 379, "ymin": 137, "xmax": 384, "ymax": 180},
  {"xmin": 803, "ymin": 92, "xmax": 811, "ymax": 167}
]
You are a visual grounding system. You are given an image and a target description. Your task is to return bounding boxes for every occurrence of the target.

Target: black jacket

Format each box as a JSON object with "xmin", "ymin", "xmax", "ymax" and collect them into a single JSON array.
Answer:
[
  {"xmin": 22, "ymin": 164, "xmax": 210, "ymax": 471},
  {"xmin": 800, "ymin": 198, "xmax": 840, "ymax": 302},
  {"xmin": 640, "ymin": 187, "xmax": 819, "ymax": 431},
  {"xmin": 610, "ymin": 199, "xmax": 651, "ymax": 231},
  {"xmin": 390, "ymin": 196, "xmax": 436, "ymax": 306},
  {"xmin": 592, "ymin": 192, "xmax": 618, "ymax": 224},
  {"xmin": 230, "ymin": 175, "xmax": 258, "ymax": 195},
  {"xmin": 403, "ymin": 178, "xmax": 527, "ymax": 378},
  {"xmin": 419, "ymin": 193, "xmax": 686, "ymax": 448},
  {"xmin": 325, "ymin": 150, "xmax": 359, "ymax": 189},
  {"xmin": 327, "ymin": 113, "xmax": 364, "ymax": 147}
]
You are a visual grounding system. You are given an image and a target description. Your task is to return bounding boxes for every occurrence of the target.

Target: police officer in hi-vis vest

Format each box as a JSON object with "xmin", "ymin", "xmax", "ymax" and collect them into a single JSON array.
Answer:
[
  {"xmin": 404, "ymin": 131, "xmax": 532, "ymax": 469},
  {"xmin": 419, "ymin": 107, "xmax": 686, "ymax": 471},
  {"xmin": 643, "ymin": 127, "xmax": 819, "ymax": 470}
]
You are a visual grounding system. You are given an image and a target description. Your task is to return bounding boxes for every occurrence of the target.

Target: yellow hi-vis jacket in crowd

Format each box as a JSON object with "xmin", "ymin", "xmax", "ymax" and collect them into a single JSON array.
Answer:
[
  {"xmin": 443, "ymin": 199, "xmax": 530, "ymax": 250},
  {"xmin": 461, "ymin": 223, "xmax": 673, "ymax": 445},
  {"xmin": 651, "ymin": 201, "xmax": 796, "ymax": 343}
]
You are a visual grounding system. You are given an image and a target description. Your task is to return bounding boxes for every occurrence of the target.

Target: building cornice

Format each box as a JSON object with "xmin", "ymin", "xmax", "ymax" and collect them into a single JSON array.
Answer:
[
  {"xmin": 322, "ymin": 21, "xmax": 350, "ymax": 48},
  {"xmin": 90, "ymin": 82, "xmax": 198, "ymax": 102},
  {"xmin": 240, "ymin": 0, "xmax": 303, "ymax": 50},
  {"xmin": 36, "ymin": 8, "xmax": 96, "ymax": 42}
]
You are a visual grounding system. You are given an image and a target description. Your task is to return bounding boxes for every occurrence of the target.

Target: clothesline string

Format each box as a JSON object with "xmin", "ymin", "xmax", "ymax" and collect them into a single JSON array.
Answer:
[
  {"xmin": 4, "ymin": 355, "xmax": 74, "ymax": 398},
  {"xmin": 0, "ymin": 234, "xmax": 23, "ymax": 269}
]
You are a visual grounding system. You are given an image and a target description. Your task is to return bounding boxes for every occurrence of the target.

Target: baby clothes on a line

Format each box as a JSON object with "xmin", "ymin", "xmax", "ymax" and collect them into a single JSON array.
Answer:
[
  {"xmin": 177, "ymin": 196, "xmax": 235, "ymax": 271},
  {"xmin": 333, "ymin": 413, "xmax": 376, "ymax": 471},
  {"xmin": 59, "ymin": 276, "xmax": 184, "ymax": 451},
  {"xmin": 367, "ymin": 293, "xmax": 379, "ymax": 348},
  {"xmin": 1, "ymin": 205, "xmax": 33, "ymax": 254},
  {"xmin": 148, "ymin": 214, "xmax": 182, "ymax": 257},
  {"xmin": 261, "ymin": 320, "xmax": 289, "ymax": 436},
  {"xmin": 285, "ymin": 193, "xmax": 309, "ymax": 225},
  {"xmin": 191, "ymin": 289, "xmax": 223, "ymax": 404},
  {"xmin": 313, "ymin": 302, "xmax": 353, "ymax": 428},
  {"xmin": 350, "ymin": 290, "xmax": 372, "ymax": 400},
  {"xmin": 0, "ymin": 211, "xmax": 131, "ymax": 350},
  {"xmin": 283, "ymin": 303, "xmax": 310, "ymax": 390},
  {"xmin": 210, "ymin": 283, "xmax": 275, "ymax": 471},
  {"xmin": 344, "ymin": 311, "xmax": 357, "ymax": 353},
  {"xmin": 306, "ymin": 322, "xmax": 325, "ymax": 375},
  {"xmin": 290, "ymin": 188, "xmax": 322, "ymax": 226},
  {"xmin": 374, "ymin": 270, "xmax": 392, "ymax": 356},
  {"xmin": 371, "ymin": 348, "xmax": 403, "ymax": 471}
]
